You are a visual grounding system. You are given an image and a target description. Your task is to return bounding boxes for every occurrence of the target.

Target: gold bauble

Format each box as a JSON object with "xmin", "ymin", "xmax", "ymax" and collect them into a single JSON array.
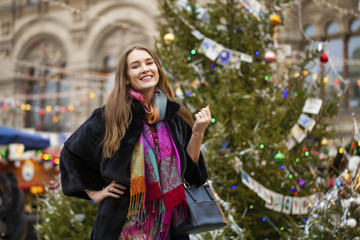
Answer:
[
  {"xmin": 270, "ymin": 14, "xmax": 281, "ymax": 26},
  {"xmin": 163, "ymin": 33, "xmax": 175, "ymax": 44},
  {"xmin": 321, "ymin": 137, "xmax": 329, "ymax": 146}
]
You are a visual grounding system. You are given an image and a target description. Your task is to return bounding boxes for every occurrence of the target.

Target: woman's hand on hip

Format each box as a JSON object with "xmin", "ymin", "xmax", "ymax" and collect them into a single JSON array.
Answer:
[
  {"xmin": 192, "ymin": 105, "xmax": 211, "ymax": 136},
  {"xmin": 85, "ymin": 180, "xmax": 127, "ymax": 203}
]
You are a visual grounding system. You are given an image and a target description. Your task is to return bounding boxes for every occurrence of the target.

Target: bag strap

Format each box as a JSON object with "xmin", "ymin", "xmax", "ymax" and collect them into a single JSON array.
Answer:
[{"xmin": 183, "ymin": 182, "xmax": 214, "ymax": 201}]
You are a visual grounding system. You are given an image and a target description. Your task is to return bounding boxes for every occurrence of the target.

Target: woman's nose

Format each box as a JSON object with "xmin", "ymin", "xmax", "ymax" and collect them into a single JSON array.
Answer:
[{"xmin": 141, "ymin": 64, "xmax": 149, "ymax": 72}]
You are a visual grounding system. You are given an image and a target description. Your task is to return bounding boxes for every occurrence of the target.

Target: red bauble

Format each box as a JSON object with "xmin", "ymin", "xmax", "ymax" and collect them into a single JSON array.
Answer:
[
  {"xmin": 320, "ymin": 53, "xmax": 328, "ymax": 64},
  {"xmin": 327, "ymin": 175, "xmax": 336, "ymax": 188},
  {"xmin": 264, "ymin": 50, "xmax": 276, "ymax": 63}
]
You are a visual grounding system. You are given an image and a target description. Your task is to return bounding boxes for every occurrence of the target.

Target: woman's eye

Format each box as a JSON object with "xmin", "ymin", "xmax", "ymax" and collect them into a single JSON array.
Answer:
[
  {"xmin": 147, "ymin": 61, "xmax": 154, "ymax": 65},
  {"xmin": 131, "ymin": 65, "xmax": 139, "ymax": 69}
]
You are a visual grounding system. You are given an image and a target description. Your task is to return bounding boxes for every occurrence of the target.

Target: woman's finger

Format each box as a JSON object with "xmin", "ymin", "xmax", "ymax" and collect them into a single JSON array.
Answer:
[
  {"xmin": 201, "ymin": 111, "xmax": 211, "ymax": 120},
  {"xmin": 106, "ymin": 187, "xmax": 122, "ymax": 197},
  {"xmin": 110, "ymin": 180, "xmax": 127, "ymax": 190},
  {"xmin": 204, "ymin": 108, "xmax": 211, "ymax": 118},
  {"xmin": 194, "ymin": 113, "xmax": 201, "ymax": 120},
  {"xmin": 112, "ymin": 187, "xmax": 125, "ymax": 195},
  {"xmin": 114, "ymin": 183, "xmax": 127, "ymax": 190},
  {"xmin": 108, "ymin": 191, "xmax": 121, "ymax": 198},
  {"xmin": 200, "ymin": 106, "xmax": 211, "ymax": 118},
  {"xmin": 107, "ymin": 180, "xmax": 127, "ymax": 196}
]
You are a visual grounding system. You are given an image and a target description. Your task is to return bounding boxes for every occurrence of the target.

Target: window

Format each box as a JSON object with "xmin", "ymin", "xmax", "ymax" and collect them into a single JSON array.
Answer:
[
  {"xmin": 18, "ymin": 36, "xmax": 67, "ymax": 131},
  {"xmin": 304, "ymin": 25, "xmax": 315, "ymax": 37},
  {"xmin": 351, "ymin": 19, "xmax": 360, "ymax": 32},
  {"xmin": 326, "ymin": 21, "xmax": 339, "ymax": 35},
  {"xmin": 349, "ymin": 37, "xmax": 360, "ymax": 59},
  {"xmin": 320, "ymin": 22, "xmax": 342, "ymax": 100},
  {"xmin": 322, "ymin": 39, "xmax": 343, "ymax": 98},
  {"xmin": 103, "ymin": 56, "xmax": 116, "ymax": 70},
  {"xmin": 348, "ymin": 36, "xmax": 360, "ymax": 106}
]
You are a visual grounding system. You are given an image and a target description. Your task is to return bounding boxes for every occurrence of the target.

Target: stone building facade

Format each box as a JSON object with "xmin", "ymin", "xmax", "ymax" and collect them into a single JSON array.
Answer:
[
  {"xmin": 0, "ymin": 0, "xmax": 359, "ymax": 142},
  {"xmin": 0, "ymin": 0, "xmax": 160, "ymax": 132}
]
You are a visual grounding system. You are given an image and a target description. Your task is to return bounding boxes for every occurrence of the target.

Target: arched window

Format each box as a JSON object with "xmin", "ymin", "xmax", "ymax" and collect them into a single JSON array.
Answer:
[
  {"xmin": 326, "ymin": 21, "xmax": 339, "ymax": 35},
  {"xmin": 321, "ymin": 39, "xmax": 343, "ymax": 98},
  {"xmin": 321, "ymin": 21, "xmax": 342, "ymax": 100},
  {"xmin": 17, "ymin": 34, "xmax": 68, "ymax": 132},
  {"xmin": 349, "ymin": 38, "xmax": 360, "ymax": 59},
  {"xmin": 103, "ymin": 56, "xmax": 116, "ymax": 71},
  {"xmin": 348, "ymin": 35, "xmax": 360, "ymax": 105},
  {"xmin": 304, "ymin": 25, "xmax": 315, "ymax": 37},
  {"xmin": 351, "ymin": 19, "xmax": 360, "ymax": 32}
]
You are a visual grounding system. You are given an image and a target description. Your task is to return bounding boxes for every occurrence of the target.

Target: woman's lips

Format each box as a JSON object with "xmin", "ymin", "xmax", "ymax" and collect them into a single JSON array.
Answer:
[{"xmin": 140, "ymin": 75, "xmax": 153, "ymax": 81}]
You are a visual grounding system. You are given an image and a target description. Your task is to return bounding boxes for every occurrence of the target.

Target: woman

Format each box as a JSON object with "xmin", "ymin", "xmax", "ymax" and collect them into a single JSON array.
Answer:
[{"xmin": 60, "ymin": 44, "xmax": 211, "ymax": 240}]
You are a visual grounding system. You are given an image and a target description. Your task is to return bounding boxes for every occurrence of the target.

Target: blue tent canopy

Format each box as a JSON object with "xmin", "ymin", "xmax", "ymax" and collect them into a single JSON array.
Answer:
[{"xmin": 0, "ymin": 125, "xmax": 50, "ymax": 149}]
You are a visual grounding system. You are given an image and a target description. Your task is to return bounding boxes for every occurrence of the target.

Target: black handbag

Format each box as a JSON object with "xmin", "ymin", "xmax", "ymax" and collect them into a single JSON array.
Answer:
[{"xmin": 173, "ymin": 181, "xmax": 227, "ymax": 235}]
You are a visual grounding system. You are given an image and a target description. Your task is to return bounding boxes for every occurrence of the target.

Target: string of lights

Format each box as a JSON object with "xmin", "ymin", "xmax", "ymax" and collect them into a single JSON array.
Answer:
[{"xmin": 0, "ymin": 57, "xmax": 109, "ymax": 82}]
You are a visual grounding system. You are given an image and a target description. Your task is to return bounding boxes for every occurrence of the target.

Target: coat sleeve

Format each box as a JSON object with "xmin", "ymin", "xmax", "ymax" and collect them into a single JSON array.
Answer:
[
  {"xmin": 179, "ymin": 117, "xmax": 208, "ymax": 185},
  {"xmin": 59, "ymin": 108, "xmax": 105, "ymax": 200}
]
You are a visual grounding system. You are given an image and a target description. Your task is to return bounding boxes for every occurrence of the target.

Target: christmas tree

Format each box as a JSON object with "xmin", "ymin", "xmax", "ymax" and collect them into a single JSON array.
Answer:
[
  {"xmin": 35, "ymin": 181, "xmax": 97, "ymax": 240},
  {"xmin": 300, "ymin": 160, "xmax": 360, "ymax": 239},
  {"xmin": 296, "ymin": 116, "xmax": 360, "ymax": 240},
  {"xmin": 155, "ymin": 0, "xmax": 340, "ymax": 239}
]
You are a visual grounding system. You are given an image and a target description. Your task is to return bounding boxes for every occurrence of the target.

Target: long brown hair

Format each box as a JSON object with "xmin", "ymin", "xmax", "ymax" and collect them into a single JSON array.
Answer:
[{"xmin": 102, "ymin": 44, "xmax": 193, "ymax": 159}]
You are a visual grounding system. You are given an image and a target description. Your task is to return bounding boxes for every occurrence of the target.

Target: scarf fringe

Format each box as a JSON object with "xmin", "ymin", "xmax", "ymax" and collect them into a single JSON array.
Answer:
[
  {"xmin": 124, "ymin": 199, "xmax": 186, "ymax": 240},
  {"xmin": 127, "ymin": 192, "xmax": 145, "ymax": 219}
]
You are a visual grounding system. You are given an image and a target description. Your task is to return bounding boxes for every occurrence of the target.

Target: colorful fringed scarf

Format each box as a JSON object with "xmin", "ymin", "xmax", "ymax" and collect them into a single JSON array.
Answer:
[{"xmin": 120, "ymin": 88, "xmax": 186, "ymax": 240}]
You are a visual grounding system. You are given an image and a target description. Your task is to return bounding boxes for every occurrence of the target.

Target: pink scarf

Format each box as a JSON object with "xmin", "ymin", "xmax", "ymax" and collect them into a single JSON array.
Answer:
[{"xmin": 120, "ymin": 88, "xmax": 186, "ymax": 240}]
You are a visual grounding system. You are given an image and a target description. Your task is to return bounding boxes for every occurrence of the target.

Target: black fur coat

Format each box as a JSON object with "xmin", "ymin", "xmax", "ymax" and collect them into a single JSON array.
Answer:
[{"xmin": 60, "ymin": 99, "xmax": 208, "ymax": 240}]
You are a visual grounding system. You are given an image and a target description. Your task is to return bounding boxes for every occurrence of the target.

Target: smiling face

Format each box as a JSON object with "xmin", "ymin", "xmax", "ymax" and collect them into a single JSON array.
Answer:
[{"xmin": 126, "ymin": 49, "xmax": 160, "ymax": 101}]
